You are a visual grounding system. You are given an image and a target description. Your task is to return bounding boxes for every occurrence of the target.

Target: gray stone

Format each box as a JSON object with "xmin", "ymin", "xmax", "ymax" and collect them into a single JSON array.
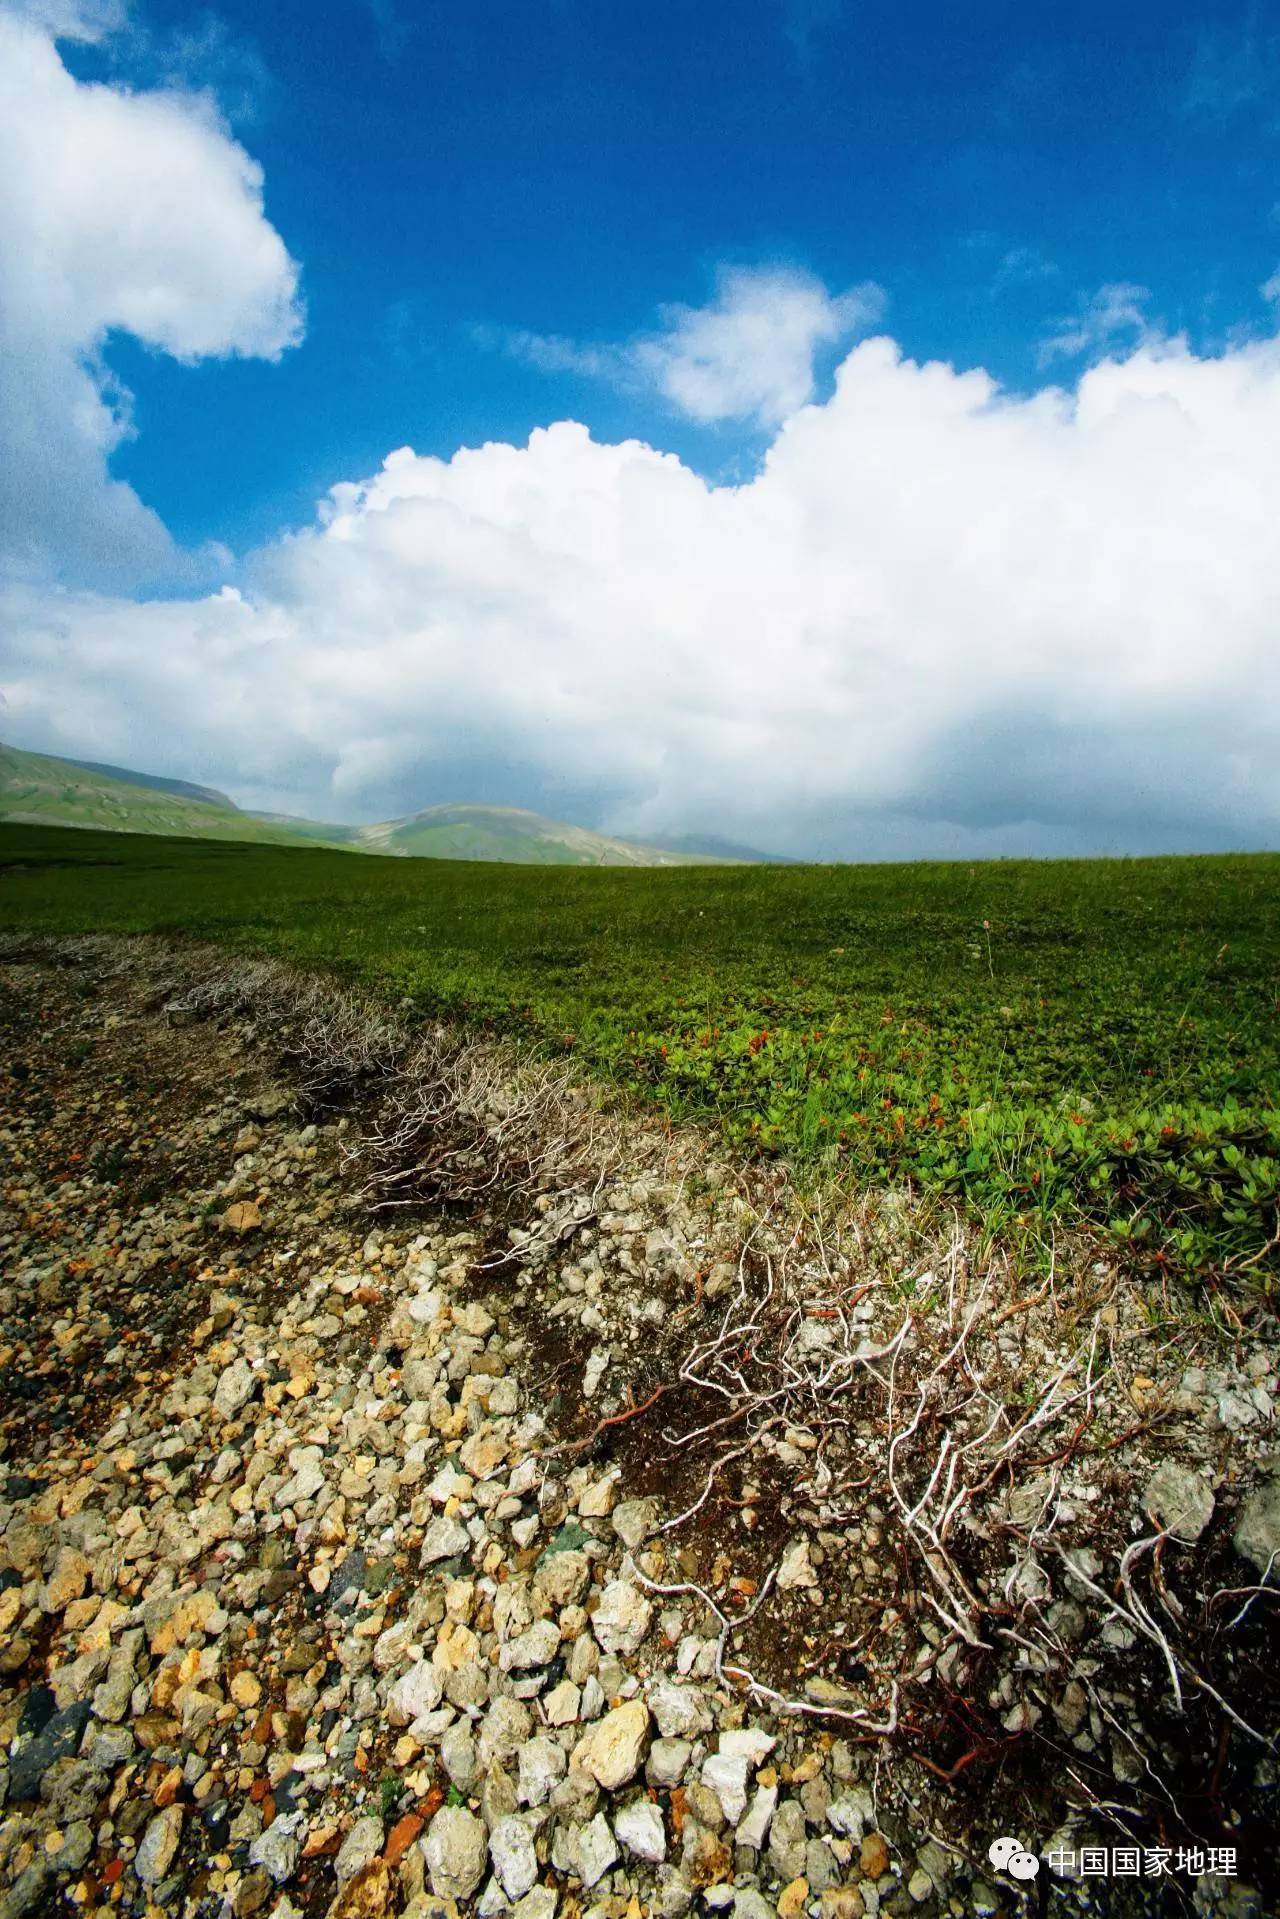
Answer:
[
  {"xmin": 490, "ymin": 1815, "xmax": 539, "ymax": 1899},
  {"xmin": 213, "ymin": 1357, "xmax": 257, "ymax": 1420},
  {"xmin": 425, "ymin": 1806, "xmax": 490, "ymax": 1902},
  {"xmin": 135, "ymin": 1804, "xmax": 183, "ymax": 1885},
  {"xmin": 916, "ymin": 1840, "xmax": 952, "ymax": 1890},
  {"xmin": 249, "ymin": 1813, "xmax": 304, "ymax": 1885},
  {"xmin": 736, "ymin": 1785, "xmax": 778, "ymax": 1851},
  {"xmin": 513, "ymin": 1891, "xmax": 559, "ymax": 1919},
  {"xmin": 776, "ymin": 1538, "xmax": 818, "ymax": 1591},
  {"xmin": 535, "ymin": 1550, "xmax": 589, "ymax": 1608},
  {"xmin": 387, "ymin": 1660, "xmax": 444, "ymax": 1726},
  {"xmin": 768, "ymin": 1800, "xmax": 808, "ymax": 1883},
  {"xmin": 1143, "ymin": 1462, "xmax": 1215, "ymax": 1543},
  {"xmin": 275, "ymin": 1452, "xmax": 325, "ymax": 1510},
  {"xmin": 612, "ymin": 1499, "xmax": 659, "ymax": 1550},
  {"xmin": 483, "ymin": 1763, "xmax": 520, "ymax": 1832},
  {"xmin": 0, "ymin": 1864, "xmax": 49, "ymax": 1918},
  {"xmin": 805, "ymin": 1838, "xmax": 838, "ymax": 1892},
  {"xmin": 91, "ymin": 1655, "xmax": 136, "ymax": 1724},
  {"xmin": 702, "ymin": 1750, "xmax": 750, "ymax": 1825},
  {"xmin": 583, "ymin": 1349, "xmax": 609, "ymax": 1398},
  {"xmin": 1235, "ymin": 1473, "xmax": 1280, "ymax": 1580},
  {"xmin": 336, "ymin": 1816, "xmax": 384, "ymax": 1884},
  {"xmin": 576, "ymin": 1811, "xmax": 620, "ymax": 1888},
  {"xmin": 479, "ymin": 1697, "xmax": 534, "ymax": 1769},
  {"xmin": 502, "ymin": 1619, "xmax": 562, "ymax": 1672},
  {"xmin": 441, "ymin": 1723, "xmax": 479, "ymax": 1793},
  {"xmin": 825, "ymin": 1790, "xmax": 873, "ymax": 1841},
  {"xmin": 517, "ymin": 1734, "xmax": 567, "ymax": 1808},
  {"xmin": 647, "ymin": 1738, "xmax": 693, "ymax": 1788},
  {"xmin": 655, "ymin": 1865, "xmax": 696, "ymax": 1919},
  {"xmin": 422, "ymin": 1515, "xmax": 471, "ymax": 1565},
  {"xmin": 648, "ymin": 1678, "xmax": 711, "ymax": 1740},
  {"xmin": 477, "ymin": 1878, "xmax": 510, "ymax": 1919},
  {"xmin": 51, "ymin": 1820, "xmax": 94, "ymax": 1876}
]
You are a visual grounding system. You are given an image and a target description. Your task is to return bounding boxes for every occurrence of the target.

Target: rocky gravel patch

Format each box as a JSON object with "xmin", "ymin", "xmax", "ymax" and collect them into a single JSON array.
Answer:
[{"xmin": 1, "ymin": 941, "xmax": 1277, "ymax": 1919}]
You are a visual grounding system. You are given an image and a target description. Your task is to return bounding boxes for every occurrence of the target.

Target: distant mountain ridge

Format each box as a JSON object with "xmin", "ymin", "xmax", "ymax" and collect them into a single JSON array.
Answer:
[
  {"xmin": 0, "ymin": 743, "xmax": 779, "ymax": 866},
  {"xmin": 62, "ymin": 756, "xmax": 236, "ymax": 811}
]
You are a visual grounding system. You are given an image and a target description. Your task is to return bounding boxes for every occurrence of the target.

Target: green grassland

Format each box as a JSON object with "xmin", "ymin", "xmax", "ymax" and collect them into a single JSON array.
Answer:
[{"xmin": 3, "ymin": 823, "xmax": 1277, "ymax": 1279}]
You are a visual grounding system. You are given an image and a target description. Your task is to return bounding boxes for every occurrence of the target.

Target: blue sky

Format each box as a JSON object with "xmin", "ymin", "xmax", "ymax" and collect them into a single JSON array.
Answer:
[
  {"xmin": 2, "ymin": 0, "xmax": 1279, "ymax": 857},
  {"xmin": 70, "ymin": 0, "xmax": 1280, "ymax": 553}
]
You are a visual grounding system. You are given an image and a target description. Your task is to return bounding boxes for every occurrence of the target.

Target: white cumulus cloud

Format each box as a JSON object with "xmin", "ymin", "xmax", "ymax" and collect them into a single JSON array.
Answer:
[
  {"xmin": 638, "ymin": 266, "xmax": 886, "ymax": 427},
  {"xmin": 502, "ymin": 265, "xmax": 885, "ymax": 430},
  {"xmin": 0, "ymin": 3, "xmax": 302, "ymax": 586},
  {"xmin": 4, "ymin": 321, "xmax": 1279, "ymax": 858}
]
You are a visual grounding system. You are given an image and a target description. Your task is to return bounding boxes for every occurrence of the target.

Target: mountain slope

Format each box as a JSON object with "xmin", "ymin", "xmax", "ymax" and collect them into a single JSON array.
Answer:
[
  {"xmin": 0, "ymin": 744, "xmax": 345, "ymax": 850},
  {"xmin": 346, "ymin": 803, "xmax": 740, "ymax": 865},
  {"xmin": 62, "ymin": 756, "xmax": 237, "ymax": 810},
  {"xmin": 1, "ymin": 745, "xmax": 768, "ymax": 864}
]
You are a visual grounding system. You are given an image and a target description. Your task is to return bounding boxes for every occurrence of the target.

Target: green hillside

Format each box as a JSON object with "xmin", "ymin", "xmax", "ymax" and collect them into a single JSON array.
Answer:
[
  {"xmin": 0, "ymin": 744, "xmax": 759, "ymax": 865},
  {"xmin": 348, "ymin": 803, "xmax": 739, "ymax": 865},
  {"xmin": 0, "ymin": 743, "xmax": 342, "ymax": 850},
  {"xmin": 2, "ymin": 822, "xmax": 1276, "ymax": 1281},
  {"xmin": 62, "ymin": 756, "xmax": 235, "ymax": 809}
]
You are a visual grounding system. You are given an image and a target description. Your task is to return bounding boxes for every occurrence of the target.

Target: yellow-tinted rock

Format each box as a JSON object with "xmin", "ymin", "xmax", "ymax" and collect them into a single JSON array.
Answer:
[
  {"xmin": 230, "ymin": 1670, "xmax": 263, "ymax": 1710},
  {"xmin": 779, "ymin": 1879, "xmax": 810, "ymax": 1919},
  {"xmin": 859, "ymin": 1833, "xmax": 890, "ymax": 1879}
]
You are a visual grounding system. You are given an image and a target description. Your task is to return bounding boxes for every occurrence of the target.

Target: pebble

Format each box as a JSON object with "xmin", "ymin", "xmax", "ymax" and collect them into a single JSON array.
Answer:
[
  {"xmin": 572, "ymin": 1700, "xmax": 651, "ymax": 1789},
  {"xmin": 490, "ymin": 1815, "xmax": 539, "ymax": 1899},
  {"xmin": 424, "ymin": 1806, "xmax": 490, "ymax": 1902},
  {"xmin": 615, "ymin": 1798, "xmax": 667, "ymax": 1863},
  {"xmin": 576, "ymin": 1811, "xmax": 621, "ymax": 1887},
  {"xmin": 592, "ymin": 1581, "xmax": 653, "ymax": 1656},
  {"xmin": 336, "ymin": 1816, "xmax": 385, "ymax": 1884},
  {"xmin": 135, "ymin": 1804, "xmax": 183, "ymax": 1884}
]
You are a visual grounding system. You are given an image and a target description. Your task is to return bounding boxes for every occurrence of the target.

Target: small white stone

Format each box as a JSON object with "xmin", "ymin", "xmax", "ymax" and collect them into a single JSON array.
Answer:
[
  {"xmin": 702, "ymin": 1750, "xmax": 750, "ymax": 1825},
  {"xmin": 544, "ymin": 1680, "xmax": 581, "ymax": 1726},
  {"xmin": 615, "ymin": 1798, "xmax": 666, "ymax": 1863},
  {"xmin": 490, "ymin": 1815, "xmax": 539, "ymax": 1899},
  {"xmin": 591, "ymin": 1580, "xmax": 652, "ymax": 1656},
  {"xmin": 736, "ymin": 1785, "xmax": 779, "ymax": 1851},
  {"xmin": 576, "ymin": 1812, "xmax": 620, "ymax": 1888},
  {"xmin": 719, "ymin": 1727, "xmax": 776, "ymax": 1766},
  {"xmin": 776, "ymin": 1537, "xmax": 818, "ymax": 1591}
]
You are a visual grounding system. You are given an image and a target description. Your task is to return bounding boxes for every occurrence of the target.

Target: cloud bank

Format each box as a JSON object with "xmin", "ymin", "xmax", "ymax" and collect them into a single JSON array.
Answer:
[
  {"xmin": 0, "ymin": 5, "xmax": 302, "ymax": 586},
  {"xmin": 6, "ymin": 326, "xmax": 1279, "ymax": 857}
]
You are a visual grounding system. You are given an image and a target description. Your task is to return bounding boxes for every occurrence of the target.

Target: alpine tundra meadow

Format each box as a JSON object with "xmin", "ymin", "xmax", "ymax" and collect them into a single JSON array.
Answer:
[{"xmin": 2, "ymin": 1, "xmax": 1279, "ymax": 1916}]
